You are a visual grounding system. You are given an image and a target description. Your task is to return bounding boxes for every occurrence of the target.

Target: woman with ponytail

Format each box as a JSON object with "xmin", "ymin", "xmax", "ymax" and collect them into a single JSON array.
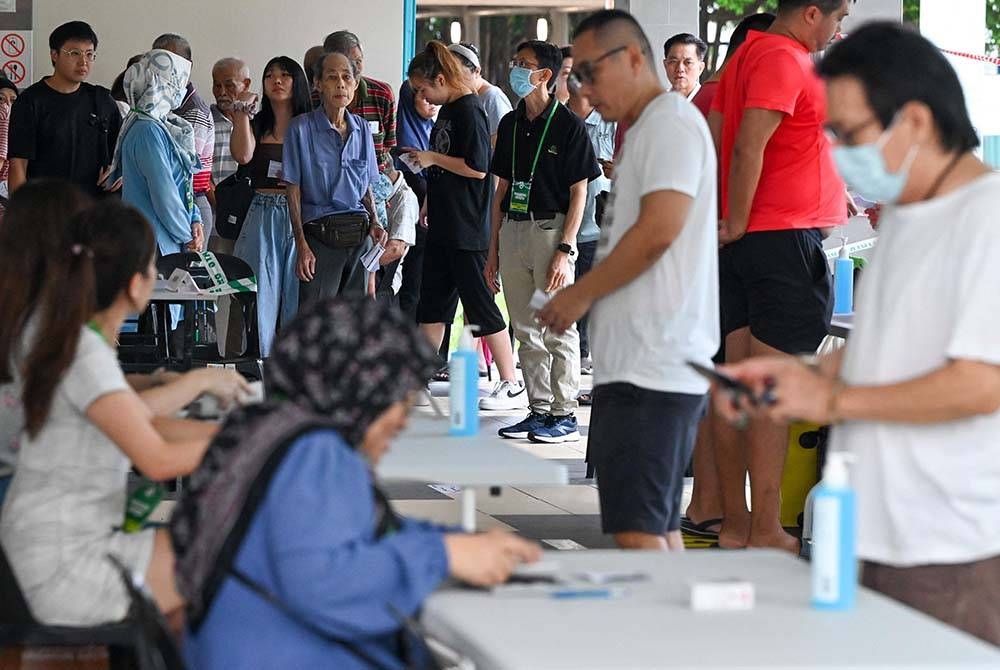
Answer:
[
  {"xmin": 0, "ymin": 199, "xmax": 232, "ymax": 625},
  {"xmin": 404, "ymin": 42, "xmax": 521, "ymax": 403}
]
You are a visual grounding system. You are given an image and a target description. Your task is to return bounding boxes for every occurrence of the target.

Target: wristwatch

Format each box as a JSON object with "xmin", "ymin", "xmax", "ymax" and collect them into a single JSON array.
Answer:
[{"xmin": 556, "ymin": 243, "xmax": 576, "ymax": 257}]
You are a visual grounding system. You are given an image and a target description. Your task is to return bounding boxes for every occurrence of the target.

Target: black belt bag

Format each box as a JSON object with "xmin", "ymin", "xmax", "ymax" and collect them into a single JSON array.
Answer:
[{"xmin": 305, "ymin": 212, "xmax": 370, "ymax": 248}]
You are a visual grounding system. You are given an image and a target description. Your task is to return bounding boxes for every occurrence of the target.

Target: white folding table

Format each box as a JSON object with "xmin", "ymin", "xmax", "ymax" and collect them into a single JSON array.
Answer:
[
  {"xmin": 378, "ymin": 416, "xmax": 568, "ymax": 531},
  {"xmin": 423, "ymin": 549, "xmax": 1000, "ymax": 669}
]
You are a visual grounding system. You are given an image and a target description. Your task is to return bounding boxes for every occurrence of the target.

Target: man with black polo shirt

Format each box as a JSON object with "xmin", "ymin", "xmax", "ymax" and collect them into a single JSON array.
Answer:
[
  {"xmin": 485, "ymin": 40, "xmax": 599, "ymax": 443},
  {"xmin": 8, "ymin": 21, "xmax": 120, "ymax": 197}
]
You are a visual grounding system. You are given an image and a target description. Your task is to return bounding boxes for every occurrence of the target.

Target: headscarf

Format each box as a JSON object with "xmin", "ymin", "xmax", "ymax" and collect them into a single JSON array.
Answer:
[
  {"xmin": 170, "ymin": 298, "xmax": 439, "ymax": 628},
  {"xmin": 395, "ymin": 82, "xmax": 434, "ymax": 172},
  {"xmin": 108, "ymin": 49, "xmax": 199, "ymax": 182}
]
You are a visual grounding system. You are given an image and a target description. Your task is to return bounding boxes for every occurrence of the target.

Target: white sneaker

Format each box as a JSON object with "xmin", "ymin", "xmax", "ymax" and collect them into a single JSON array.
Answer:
[{"xmin": 479, "ymin": 380, "xmax": 528, "ymax": 411}]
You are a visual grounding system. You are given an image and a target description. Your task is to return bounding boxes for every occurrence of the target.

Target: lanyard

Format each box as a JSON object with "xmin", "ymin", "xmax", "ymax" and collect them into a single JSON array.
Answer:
[{"xmin": 512, "ymin": 100, "xmax": 559, "ymax": 183}]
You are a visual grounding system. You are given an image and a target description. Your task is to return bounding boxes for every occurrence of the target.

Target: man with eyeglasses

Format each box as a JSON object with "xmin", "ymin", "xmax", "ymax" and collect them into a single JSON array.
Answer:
[
  {"xmin": 537, "ymin": 10, "xmax": 719, "ymax": 551},
  {"xmin": 662, "ymin": 33, "xmax": 707, "ymax": 101},
  {"xmin": 8, "ymin": 21, "xmax": 121, "ymax": 197},
  {"xmin": 706, "ymin": 0, "xmax": 853, "ymax": 555},
  {"xmin": 485, "ymin": 40, "xmax": 598, "ymax": 438}
]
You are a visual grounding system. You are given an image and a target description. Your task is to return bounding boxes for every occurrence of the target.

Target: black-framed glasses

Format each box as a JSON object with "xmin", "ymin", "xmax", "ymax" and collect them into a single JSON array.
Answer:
[
  {"xmin": 569, "ymin": 45, "xmax": 628, "ymax": 86},
  {"xmin": 824, "ymin": 116, "xmax": 880, "ymax": 146}
]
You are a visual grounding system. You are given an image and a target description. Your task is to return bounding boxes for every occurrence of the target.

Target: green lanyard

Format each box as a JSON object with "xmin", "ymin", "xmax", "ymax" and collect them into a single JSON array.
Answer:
[
  {"xmin": 511, "ymin": 100, "xmax": 559, "ymax": 184},
  {"xmin": 86, "ymin": 320, "xmax": 110, "ymax": 347}
]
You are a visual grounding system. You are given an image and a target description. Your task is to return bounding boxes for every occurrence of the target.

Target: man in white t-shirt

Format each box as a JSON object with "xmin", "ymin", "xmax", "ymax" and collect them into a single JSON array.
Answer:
[
  {"xmin": 539, "ymin": 9, "xmax": 719, "ymax": 551},
  {"xmin": 721, "ymin": 24, "xmax": 1000, "ymax": 647}
]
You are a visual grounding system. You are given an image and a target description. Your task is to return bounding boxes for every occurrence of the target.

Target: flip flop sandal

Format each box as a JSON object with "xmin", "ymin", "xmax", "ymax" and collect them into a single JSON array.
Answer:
[{"xmin": 680, "ymin": 515, "xmax": 723, "ymax": 538}]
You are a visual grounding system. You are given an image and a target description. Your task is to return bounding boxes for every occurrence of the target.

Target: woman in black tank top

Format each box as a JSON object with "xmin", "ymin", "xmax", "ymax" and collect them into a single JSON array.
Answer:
[{"xmin": 229, "ymin": 57, "xmax": 311, "ymax": 357}]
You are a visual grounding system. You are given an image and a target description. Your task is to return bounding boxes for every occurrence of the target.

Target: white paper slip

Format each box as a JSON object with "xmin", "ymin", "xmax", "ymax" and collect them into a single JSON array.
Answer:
[
  {"xmin": 360, "ymin": 243, "xmax": 385, "ymax": 273},
  {"xmin": 529, "ymin": 289, "xmax": 550, "ymax": 311},
  {"xmin": 399, "ymin": 152, "xmax": 423, "ymax": 174}
]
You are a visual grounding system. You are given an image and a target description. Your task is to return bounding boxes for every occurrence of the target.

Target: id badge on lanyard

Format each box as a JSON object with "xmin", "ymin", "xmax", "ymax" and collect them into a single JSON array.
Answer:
[{"xmin": 510, "ymin": 102, "xmax": 558, "ymax": 216}]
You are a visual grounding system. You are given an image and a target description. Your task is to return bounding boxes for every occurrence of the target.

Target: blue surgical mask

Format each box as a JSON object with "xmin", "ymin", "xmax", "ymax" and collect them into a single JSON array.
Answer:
[
  {"xmin": 509, "ymin": 67, "xmax": 538, "ymax": 99},
  {"xmin": 832, "ymin": 123, "xmax": 918, "ymax": 205}
]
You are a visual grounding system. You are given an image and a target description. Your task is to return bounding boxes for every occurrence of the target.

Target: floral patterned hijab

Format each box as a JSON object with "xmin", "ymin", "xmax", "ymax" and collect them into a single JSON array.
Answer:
[
  {"xmin": 108, "ymin": 49, "xmax": 199, "ymax": 180},
  {"xmin": 170, "ymin": 298, "xmax": 439, "ymax": 627}
]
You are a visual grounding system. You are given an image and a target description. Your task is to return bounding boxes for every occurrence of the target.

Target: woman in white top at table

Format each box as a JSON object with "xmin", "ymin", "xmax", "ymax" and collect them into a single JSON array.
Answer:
[
  {"xmin": 718, "ymin": 24, "xmax": 1000, "ymax": 647},
  {"xmin": 0, "ymin": 180, "xmax": 249, "ymax": 508},
  {"xmin": 0, "ymin": 198, "xmax": 247, "ymax": 626}
]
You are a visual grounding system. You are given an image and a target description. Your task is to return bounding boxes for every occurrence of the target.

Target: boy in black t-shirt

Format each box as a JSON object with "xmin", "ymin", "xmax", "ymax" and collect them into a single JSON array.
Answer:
[{"xmin": 8, "ymin": 21, "xmax": 121, "ymax": 198}]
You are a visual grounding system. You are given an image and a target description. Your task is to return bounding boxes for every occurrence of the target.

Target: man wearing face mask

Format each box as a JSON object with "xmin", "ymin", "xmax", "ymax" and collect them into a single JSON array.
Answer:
[
  {"xmin": 708, "ymin": 0, "xmax": 853, "ymax": 554},
  {"xmin": 718, "ymin": 23, "xmax": 1000, "ymax": 647},
  {"xmin": 485, "ymin": 40, "xmax": 599, "ymax": 441}
]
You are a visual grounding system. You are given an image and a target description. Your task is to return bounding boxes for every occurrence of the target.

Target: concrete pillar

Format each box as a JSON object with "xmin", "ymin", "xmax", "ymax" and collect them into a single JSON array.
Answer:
[
  {"xmin": 462, "ymin": 9, "xmax": 481, "ymax": 48},
  {"xmin": 625, "ymin": 0, "xmax": 698, "ymax": 86},
  {"xmin": 920, "ymin": 0, "xmax": 997, "ymax": 135},
  {"xmin": 842, "ymin": 0, "xmax": 902, "ymax": 31},
  {"xmin": 551, "ymin": 11, "xmax": 570, "ymax": 47}
]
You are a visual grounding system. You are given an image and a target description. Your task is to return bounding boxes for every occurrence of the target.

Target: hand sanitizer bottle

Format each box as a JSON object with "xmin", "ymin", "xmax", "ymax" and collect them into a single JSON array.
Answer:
[
  {"xmin": 449, "ymin": 326, "xmax": 479, "ymax": 436},
  {"xmin": 811, "ymin": 451, "xmax": 857, "ymax": 610},
  {"xmin": 833, "ymin": 237, "xmax": 854, "ymax": 315}
]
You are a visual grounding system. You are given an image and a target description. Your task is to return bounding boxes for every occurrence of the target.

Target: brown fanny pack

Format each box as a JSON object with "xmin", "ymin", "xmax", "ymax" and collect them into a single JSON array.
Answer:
[{"xmin": 305, "ymin": 213, "xmax": 370, "ymax": 248}]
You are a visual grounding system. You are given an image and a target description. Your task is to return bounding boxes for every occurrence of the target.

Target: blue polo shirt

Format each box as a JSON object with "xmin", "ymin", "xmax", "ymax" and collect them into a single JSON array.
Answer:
[{"xmin": 283, "ymin": 107, "xmax": 379, "ymax": 223}]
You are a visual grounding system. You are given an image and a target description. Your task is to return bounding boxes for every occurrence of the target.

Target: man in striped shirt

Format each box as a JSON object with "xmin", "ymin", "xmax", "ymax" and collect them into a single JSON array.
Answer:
[{"xmin": 154, "ymin": 33, "xmax": 215, "ymax": 249}]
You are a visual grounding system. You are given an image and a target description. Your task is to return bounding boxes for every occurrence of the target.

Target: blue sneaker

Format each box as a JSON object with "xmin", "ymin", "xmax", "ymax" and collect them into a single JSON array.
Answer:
[
  {"xmin": 498, "ymin": 412, "xmax": 548, "ymax": 439},
  {"xmin": 528, "ymin": 414, "xmax": 580, "ymax": 444}
]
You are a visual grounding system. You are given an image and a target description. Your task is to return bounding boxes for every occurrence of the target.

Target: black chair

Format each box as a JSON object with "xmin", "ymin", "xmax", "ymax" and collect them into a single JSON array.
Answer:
[
  {"xmin": 107, "ymin": 555, "xmax": 185, "ymax": 670},
  {"xmin": 0, "ymin": 542, "xmax": 135, "ymax": 667},
  {"xmin": 121, "ymin": 252, "xmax": 262, "ymax": 380}
]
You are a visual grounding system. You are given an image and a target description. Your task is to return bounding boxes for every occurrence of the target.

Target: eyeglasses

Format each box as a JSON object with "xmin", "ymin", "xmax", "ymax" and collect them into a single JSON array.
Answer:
[
  {"xmin": 508, "ymin": 59, "xmax": 541, "ymax": 71},
  {"xmin": 61, "ymin": 48, "xmax": 97, "ymax": 62},
  {"xmin": 568, "ymin": 45, "xmax": 628, "ymax": 87},
  {"xmin": 825, "ymin": 116, "xmax": 879, "ymax": 146}
]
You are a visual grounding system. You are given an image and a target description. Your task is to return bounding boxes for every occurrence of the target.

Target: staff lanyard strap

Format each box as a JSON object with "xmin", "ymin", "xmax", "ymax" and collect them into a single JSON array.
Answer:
[{"xmin": 512, "ymin": 100, "xmax": 559, "ymax": 183}]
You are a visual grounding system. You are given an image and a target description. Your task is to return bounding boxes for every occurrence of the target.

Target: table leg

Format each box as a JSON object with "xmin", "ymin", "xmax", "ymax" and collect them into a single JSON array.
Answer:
[{"xmin": 461, "ymin": 487, "xmax": 476, "ymax": 532}]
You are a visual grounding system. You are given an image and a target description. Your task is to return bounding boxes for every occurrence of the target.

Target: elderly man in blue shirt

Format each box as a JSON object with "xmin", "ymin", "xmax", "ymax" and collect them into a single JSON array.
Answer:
[{"xmin": 285, "ymin": 51, "xmax": 386, "ymax": 305}]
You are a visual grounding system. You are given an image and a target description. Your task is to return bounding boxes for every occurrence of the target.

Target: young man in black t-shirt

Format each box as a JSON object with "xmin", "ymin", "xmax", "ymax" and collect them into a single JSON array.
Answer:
[
  {"xmin": 486, "ymin": 41, "xmax": 599, "ymax": 443},
  {"xmin": 8, "ymin": 21, "xmax": 121, "ymax": 198}
]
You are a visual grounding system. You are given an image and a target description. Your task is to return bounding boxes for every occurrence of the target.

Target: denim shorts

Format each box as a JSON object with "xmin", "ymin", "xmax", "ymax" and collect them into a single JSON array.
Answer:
[{"xmin": 589, "ymin": 383, "xmax": 706, "ymax": 535}]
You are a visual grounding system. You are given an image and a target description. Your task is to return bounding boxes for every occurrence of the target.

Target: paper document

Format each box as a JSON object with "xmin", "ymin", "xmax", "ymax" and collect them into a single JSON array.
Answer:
[{"xmin": 360, "ymin": 242, "xmax": 385, "ymax": 273}]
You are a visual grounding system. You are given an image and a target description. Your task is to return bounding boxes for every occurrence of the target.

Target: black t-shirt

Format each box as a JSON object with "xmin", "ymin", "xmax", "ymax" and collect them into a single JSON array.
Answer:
[
  {"xmin": 425, "ymin": 94, "xmax": 491, "ymax": 251},
  {"xmin": 491, "ymin": 97, "xmax": 600, "ymax": 214},
  {"xmin": 8, "ymin": 79, "xmax": 122, "ymax": 197}
]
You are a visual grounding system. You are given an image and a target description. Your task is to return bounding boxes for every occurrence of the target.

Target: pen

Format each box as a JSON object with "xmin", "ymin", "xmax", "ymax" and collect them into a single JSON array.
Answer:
[{"xmin": 549, "ymin": 587, "xmax": 627, "ymax": 600}]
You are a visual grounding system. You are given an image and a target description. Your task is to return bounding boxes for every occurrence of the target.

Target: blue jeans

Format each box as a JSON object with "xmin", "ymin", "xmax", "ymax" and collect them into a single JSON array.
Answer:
[{"xmin": 234, "ymin": 193, "xmax": 299, "ymax": 357}]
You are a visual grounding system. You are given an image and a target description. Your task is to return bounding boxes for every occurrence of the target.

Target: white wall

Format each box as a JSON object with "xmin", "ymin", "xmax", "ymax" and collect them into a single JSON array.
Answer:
[
  {"xmin": 625, "ymin": 0, "xmax": 698, "ymax": 87},
  {"xmin": 31, "ymin": 0, "xmax": 404, "ymax": 101}
]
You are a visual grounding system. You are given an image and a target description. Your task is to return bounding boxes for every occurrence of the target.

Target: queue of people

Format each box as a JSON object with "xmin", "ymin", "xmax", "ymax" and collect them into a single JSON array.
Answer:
[{"xmin": 0, "ymin": 0, "xmax": 999, "ymax": 661}]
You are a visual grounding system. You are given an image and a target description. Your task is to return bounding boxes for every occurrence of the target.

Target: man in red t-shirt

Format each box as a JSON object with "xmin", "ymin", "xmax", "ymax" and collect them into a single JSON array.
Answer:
[{"xmin": 708, "ymin": 0, "xmax": 852, "ymax": 554}]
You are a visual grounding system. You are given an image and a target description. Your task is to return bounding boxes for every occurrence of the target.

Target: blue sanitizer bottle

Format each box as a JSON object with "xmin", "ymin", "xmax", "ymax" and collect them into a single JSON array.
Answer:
[
  {"xmin": 833, "ymin": 237, "xmax": 854, "ymax": 315},
  {"xmin": 811, "ymin": 451, "xmax": 857, "ymax": 610},
  {"xmin": 449, "ymin": 326, "xmax": 479, "ymax": 436}
]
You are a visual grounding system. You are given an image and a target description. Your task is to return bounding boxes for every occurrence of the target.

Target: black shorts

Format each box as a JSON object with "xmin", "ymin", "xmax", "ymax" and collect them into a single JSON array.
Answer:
[
  {"xmin": 589, "ymin": 383, "xmax": 706, "ymax": 535},
  {"xmin": 416, "ymin": 245, "xmax": 507, "ymax": 336},
  {"xmin": 719, "ymin": 228, "xmax": 832, "ymax": 355}
]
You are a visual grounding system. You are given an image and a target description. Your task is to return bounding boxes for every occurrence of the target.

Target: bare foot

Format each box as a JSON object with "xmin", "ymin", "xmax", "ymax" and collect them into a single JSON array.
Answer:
[
  {"xmin": 717, "ymin": 514, "xmax": 750, "ymax": 549},
  {"xmin": 747, "ymin": 528, "xmax": 801, "ymax": 555}
]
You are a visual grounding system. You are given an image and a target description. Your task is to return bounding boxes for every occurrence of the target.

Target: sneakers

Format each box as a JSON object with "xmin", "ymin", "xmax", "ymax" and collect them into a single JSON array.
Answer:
[
  {"xmin": 479, "ymin": 380, "xmax": 528, "ymax": 411},
  {"xmin": 529, "ymin": 414, "xmax": 581, "ymax": 443},
  {"xmin": 498, "ymin": 411, "xmax": 549, "ymax": 439}
]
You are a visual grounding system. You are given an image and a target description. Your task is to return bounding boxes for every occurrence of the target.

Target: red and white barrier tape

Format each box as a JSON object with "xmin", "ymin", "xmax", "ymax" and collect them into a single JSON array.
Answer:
[{"xmin": 939, "ymin": 49, "xmax": 1000, "ymax": 66}]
